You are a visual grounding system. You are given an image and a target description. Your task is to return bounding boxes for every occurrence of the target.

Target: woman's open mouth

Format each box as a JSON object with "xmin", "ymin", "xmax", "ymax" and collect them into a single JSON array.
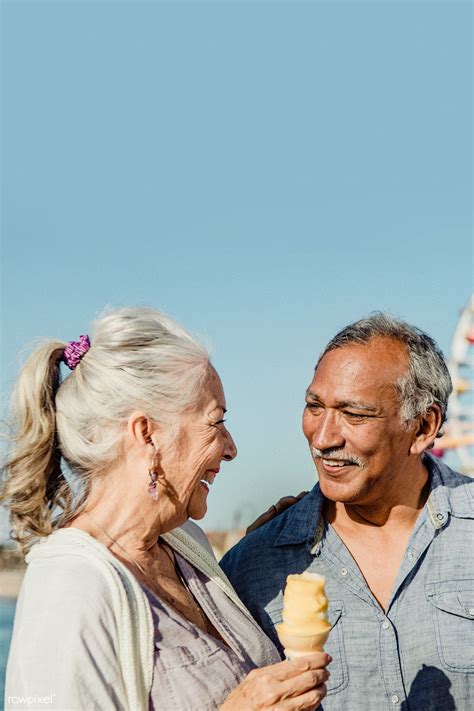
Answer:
[{"xmin": 199, "ymin": 470, "xmax": 218, "ymax": 492}]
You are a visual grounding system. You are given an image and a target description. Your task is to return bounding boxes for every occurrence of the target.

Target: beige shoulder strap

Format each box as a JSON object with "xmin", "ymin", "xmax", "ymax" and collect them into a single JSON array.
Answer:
[{"xmin": 161, "ymin": 527, "xmax": 256, "ymax": 623}]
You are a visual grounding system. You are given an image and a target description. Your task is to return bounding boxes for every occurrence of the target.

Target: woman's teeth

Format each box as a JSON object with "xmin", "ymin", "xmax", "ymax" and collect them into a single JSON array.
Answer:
[{"xmin": 200, "ymin": 472, "xmax": 217, "ymax": 486}]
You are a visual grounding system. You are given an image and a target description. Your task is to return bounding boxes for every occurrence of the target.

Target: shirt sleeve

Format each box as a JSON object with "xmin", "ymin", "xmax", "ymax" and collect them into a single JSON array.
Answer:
[{"xmin": 5, "ymin": 555, "xmax": 127, "ymax": 711}]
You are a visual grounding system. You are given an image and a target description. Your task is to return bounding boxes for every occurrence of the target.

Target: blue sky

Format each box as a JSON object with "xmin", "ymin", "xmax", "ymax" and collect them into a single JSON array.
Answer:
[{"xmin": 1, "ymin": 1, "xmax": 472, "ymax": 538}]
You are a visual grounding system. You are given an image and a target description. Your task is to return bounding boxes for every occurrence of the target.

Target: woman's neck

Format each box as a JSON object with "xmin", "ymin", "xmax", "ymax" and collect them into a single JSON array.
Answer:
[{"xmin": 69, "ymin": 470, "xmax": 185, "ymax": 558}]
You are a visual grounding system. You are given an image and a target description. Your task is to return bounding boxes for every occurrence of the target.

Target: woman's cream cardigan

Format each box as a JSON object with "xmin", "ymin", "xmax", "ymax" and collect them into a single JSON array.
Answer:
[{"xmin": 5, "ymin": 522, "xmax": 251, "ymax": 711}]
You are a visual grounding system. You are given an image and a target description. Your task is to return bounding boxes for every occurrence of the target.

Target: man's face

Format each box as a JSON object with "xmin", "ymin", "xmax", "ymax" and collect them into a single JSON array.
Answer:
[{"xmin": 302, "ymin": 337, "xmax": 417, "ymax": 505}]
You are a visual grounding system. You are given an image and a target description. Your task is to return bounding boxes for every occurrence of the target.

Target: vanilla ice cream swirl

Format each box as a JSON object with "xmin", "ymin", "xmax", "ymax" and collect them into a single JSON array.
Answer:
[{"xmin": 280, "ymin": 572, "xmax": 331, "ymax": 635}]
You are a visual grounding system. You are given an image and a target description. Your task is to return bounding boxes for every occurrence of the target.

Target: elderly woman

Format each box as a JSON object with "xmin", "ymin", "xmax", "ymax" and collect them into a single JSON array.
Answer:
[{"xmin": 2, "ymin": 307, "xmax": 330, "ymax": 711}]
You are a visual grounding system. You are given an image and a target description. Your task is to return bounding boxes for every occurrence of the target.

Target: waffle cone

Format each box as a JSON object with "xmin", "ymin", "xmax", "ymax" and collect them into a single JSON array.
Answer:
[{"xmin": 276, "ymin": 625, "xmax": 330, "ymax": 656}]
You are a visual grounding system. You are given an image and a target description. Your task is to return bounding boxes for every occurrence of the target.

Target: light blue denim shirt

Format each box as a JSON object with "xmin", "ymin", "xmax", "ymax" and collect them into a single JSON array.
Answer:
[{"xmin": 221, "ymin": 455, "xmax": 474, "ymax": 710}]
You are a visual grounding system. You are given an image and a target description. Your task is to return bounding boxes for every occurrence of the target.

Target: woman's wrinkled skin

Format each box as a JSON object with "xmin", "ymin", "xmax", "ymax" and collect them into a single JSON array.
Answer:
[{"xmin": 221, "ymin": 652, "xmax": 331, "ymax": 711}]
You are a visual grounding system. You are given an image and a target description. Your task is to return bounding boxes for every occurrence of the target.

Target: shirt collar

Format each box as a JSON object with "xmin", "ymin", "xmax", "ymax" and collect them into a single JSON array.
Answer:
[
  {"xmin": 424, "ymin": 453, "xmax": 473, "ymax": 528},
  {"xmin": 272, "ymin": 454, "xmax": 472, "ymax": 550}
]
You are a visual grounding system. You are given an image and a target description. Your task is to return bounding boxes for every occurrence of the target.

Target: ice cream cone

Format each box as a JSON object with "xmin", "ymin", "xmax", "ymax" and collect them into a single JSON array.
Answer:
[
  {"xmin": 276, "ymin": 572, "xmax": 331, "ymax": 658},
  {"xmin": 276, "ymin": 628, "xmax": 331, "ymax": 658}
]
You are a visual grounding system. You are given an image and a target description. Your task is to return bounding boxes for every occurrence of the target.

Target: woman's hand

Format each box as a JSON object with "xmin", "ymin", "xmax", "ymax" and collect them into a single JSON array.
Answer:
[{"xmin": 221, "ymin": 652, "xmax": 330, "ymax": 710}]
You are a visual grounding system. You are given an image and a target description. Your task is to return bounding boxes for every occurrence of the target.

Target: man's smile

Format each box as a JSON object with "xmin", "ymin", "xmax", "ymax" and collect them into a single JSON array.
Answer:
[{"xmin": 311, "ymin": 447, "xmax": 364, "ymax": 474}]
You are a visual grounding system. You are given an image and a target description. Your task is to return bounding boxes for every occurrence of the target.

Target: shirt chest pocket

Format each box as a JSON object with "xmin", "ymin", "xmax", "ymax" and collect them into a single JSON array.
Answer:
[
  {"xmin": 426, "ymin": 580, "xmax": 474, "ymax": 673},
  {"xmin": 154, "ymin": 638, "xmax": 250, "ymax": 710},
  {"xmin": 155, "ymin": 634, "xmax": 220, "ymax": 669},
  {"xmin": 325, "ymin": 601, "xmax": 349, "ymax": 695},
  {"xmin": 267, "ymin": 599, "xmax": 348, "ymax": 695}
]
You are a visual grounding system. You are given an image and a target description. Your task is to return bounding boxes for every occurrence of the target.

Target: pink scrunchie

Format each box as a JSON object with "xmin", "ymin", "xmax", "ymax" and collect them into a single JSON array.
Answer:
[{"xmin": 62, "ymin": 334, "xmax": 91, "ymax": 370}]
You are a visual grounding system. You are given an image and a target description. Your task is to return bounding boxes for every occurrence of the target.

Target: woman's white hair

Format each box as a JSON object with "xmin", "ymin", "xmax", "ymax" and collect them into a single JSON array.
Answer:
[
  {"xmin": 1, "ymin": 306, "xmax": 211, "ymax": 551},
  {"xmin": 57, "ymin": 306, "xmax": 210, "ymax": 472}
]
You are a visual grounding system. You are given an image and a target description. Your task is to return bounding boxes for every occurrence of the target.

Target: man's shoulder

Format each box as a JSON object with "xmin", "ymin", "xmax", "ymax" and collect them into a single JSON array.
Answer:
[
  {"xmin": 220, "ymin": 485, "xmax": 321, "ymax": 579},
  {"xmin": 225, "ymin": 485, "xmax": 321, "ymax": 553},
  {"xmin": 224, "ymin": 507, "xmax": 288, "ymax": 558},
  {"xmin": 220, "ymin": 513, "xmax": 284, "ymax": 583},
  {"xmin": 430, "ymin": 455, "xmax": 474, "ymax": 517}
]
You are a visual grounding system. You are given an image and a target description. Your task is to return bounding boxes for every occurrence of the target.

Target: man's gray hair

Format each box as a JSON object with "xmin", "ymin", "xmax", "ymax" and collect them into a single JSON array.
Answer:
[{"xmin": 317, "ymin": 312, "xmax": 452, "ymax": 435}]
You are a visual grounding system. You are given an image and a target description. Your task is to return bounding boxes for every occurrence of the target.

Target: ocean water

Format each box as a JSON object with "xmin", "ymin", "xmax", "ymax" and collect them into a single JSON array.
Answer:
[{"xmin": 0, "ymin": 598, "xmax": 16, "ymax": 709}]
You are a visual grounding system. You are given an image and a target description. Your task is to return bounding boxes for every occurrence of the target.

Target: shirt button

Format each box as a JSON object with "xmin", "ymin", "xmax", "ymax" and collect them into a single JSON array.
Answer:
[
  {"xmin": 391, "ymin": 694, "xmax": 400, "ymax": 704},
  {"xmin": 468, "ymin": 608, "xmax": 474, "ymax": 616},
  {"xmin": 382, "ymin": 620, "xmax": 390, "ymax": 630},
  {"xmin": 340, "ymin": 567, "xmax": 348, "ymax": 577},
  {"xmin": 436, "ymin": 513, "xmax": 445, "ymax": 520},
  {"xmin": 407, "ymin": 551, "xmax": 414, "ymax": 560}
]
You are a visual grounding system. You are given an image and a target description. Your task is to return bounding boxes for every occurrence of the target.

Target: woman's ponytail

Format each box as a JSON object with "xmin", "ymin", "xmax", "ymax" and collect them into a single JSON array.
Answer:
[
  {"xmin": 2, "ymin": 306, "xmax": 211, "ymax": 554},
  {"xmin": 1, "ymin": 341, "xmax": 74, "ymax": 553}
]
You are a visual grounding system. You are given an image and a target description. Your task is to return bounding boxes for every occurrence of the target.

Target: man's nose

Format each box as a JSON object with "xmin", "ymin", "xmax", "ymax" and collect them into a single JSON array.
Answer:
[{"xmin": 312, "ymin": 410, "xmax": 345, "ymax": 451}]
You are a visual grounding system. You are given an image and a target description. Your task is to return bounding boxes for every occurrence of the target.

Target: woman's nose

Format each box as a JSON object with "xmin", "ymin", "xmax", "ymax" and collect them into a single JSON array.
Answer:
[{"xmin": 222, "ymin": 431, "xmax": 237, "ymax": 461}]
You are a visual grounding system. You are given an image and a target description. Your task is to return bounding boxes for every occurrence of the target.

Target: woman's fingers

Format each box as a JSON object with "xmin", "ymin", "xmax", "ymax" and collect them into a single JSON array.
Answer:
[
  {"xmin": 266, "ymin": 653, "xmax": 331, "ymax": 682},
  {"xmin": 221, "ymin": 654, "xmax": 331, "ymax": 710},
  {"xmin": 279, "ymin": 668, "xmax": 330, "ymax": 698},
  {"xmin": 267, "ymin": 667, "xmax": 329, "ymax": 706},
  {"xmin": 242, "ymin": 667, "xmax": 328, "ymax": 710},
  {"xmin": 285, "ymin": 683, "xmax": 328, "ymax": 710}
]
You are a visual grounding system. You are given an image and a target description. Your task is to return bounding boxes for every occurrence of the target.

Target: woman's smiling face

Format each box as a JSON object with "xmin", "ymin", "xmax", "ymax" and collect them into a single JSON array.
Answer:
[{"xmin": 159, "ymin": 366, "xmax": 237, "ymax": 522}]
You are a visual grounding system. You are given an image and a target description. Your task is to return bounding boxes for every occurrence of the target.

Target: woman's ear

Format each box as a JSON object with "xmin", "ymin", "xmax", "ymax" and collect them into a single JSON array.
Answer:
[
  {"xmin": 128, "ymin": 412, "xmax": 160, "ymax": 450},
  {"xmin": 410, "ymin": 405, "xmax": 443, "ymax": 455}
]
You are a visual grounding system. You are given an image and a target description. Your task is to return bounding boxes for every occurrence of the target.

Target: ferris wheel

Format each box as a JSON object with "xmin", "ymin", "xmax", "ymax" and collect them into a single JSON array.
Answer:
[{"xmin": 438, "ymin": 294, "xmax": 474, "ymax": 474}]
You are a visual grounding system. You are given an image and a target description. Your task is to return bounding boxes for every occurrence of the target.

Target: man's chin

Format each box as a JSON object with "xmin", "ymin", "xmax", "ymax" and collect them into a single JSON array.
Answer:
[{"xmin": 318, "ymin": 475, "xmax": 365, "ymax": 504}]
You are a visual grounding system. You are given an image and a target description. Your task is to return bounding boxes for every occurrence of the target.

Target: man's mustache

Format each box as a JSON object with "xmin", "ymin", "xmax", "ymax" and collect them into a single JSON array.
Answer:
[{"xmin": 311, "ymin": 447, "xmax": 364, "ymax": 468}]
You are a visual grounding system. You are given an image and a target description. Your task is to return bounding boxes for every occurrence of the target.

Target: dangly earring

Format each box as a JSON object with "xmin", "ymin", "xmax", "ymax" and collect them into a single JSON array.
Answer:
[
  {"xmin": 148, "ymin": 467, "xmax": 159, "ymax": 500},
  {"xmin": 147, "ymin": 446, "xmax": 161, "ymax": 501},
  {"xmin": 146, "ymin": 447, "xmax": 177, "ymax": 504}
]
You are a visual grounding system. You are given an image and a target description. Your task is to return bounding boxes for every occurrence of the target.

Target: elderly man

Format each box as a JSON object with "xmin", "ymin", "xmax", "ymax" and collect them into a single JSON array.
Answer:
[{"xmin": 221, "ymin": 314, "xmax": 473, "ymax": 710}]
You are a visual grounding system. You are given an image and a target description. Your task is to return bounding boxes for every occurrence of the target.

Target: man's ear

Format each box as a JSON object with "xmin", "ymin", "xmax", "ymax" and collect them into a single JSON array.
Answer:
[{"xmin": 410, "ymin": 405, "xmax": 443, "ymax": 455}]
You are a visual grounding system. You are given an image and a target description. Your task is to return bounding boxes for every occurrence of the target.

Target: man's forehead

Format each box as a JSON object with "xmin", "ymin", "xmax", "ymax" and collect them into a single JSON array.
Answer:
[{"xmin": 312, "ymin": 337, "xmax": 409, "ymax": 389}]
